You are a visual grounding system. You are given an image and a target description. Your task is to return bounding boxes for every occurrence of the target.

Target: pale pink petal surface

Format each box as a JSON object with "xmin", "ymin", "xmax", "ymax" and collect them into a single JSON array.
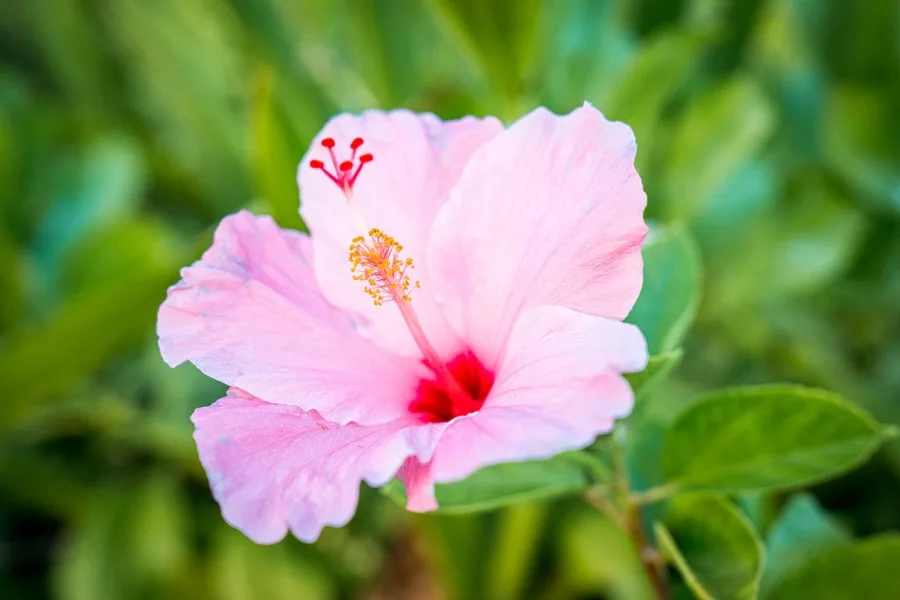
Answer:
[
  {"xmin": 158, "ymin": 211, "xmax": 425, "ymax": 426},
  {"xmin": 428, "ymin": 103, "xmax": 648, "ymax": 365},
  {"xmin": 298, "ymin": 111, "xmax": 503, "ymax": 358},
  {"xmin": 193, "ymin": 388, "xmax": 418, "ymax": 544},
  {"xmin": 402, "ymin": 306, "xmax": 647, "ymax": 507}
]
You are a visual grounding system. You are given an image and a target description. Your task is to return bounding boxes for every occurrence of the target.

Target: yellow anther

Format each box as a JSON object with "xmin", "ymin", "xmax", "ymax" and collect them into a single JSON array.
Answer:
[{"xmin": 348, "ymin": 227, "xmax": 418, "ymax": 306}]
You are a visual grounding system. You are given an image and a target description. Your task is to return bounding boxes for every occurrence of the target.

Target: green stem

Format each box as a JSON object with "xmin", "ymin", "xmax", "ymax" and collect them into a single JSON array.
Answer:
[
  {"xmin": 608, "ymin": 428, "xmax": 671, "ymax": 600},
  {"xmin": 631, "ymin": 484, "xmax": 680, "ymax": 506}
]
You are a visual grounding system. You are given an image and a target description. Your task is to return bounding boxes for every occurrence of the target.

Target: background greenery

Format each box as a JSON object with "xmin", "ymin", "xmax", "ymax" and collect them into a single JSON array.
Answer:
[{"xmin": 1, "ymin": 0, "xmax": 899, "ymax": 598}]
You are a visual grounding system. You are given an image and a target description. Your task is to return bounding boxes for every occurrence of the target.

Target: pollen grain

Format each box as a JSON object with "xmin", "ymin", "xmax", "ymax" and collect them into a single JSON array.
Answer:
[{"xmin": 349, "ymin": 228, "xmax": 419, "ymax": 306}]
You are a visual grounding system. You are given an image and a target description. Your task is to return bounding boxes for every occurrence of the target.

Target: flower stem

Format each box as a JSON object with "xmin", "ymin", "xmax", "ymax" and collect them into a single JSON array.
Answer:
[
  {"xmin": 609, "ymin": 428, "xmax": 670, "ymax": 600},
  {"xmin": 624, "ymin": 498, "xmax": 670, "ymax": 600}
]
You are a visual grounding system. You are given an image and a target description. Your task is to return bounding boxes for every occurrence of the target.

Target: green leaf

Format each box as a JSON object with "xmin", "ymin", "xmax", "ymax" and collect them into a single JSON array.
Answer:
[
  {"xmin": 125, "ymin": 474, "xmax": 191, "ymax": 595},
  {"xmin": 423, "ymin": 0, "xmax": 543, "ymax": 113},
  {"xmin": 655, "ymin": 494, "xmax": 764, "ymax": 600},
  {"xmin": 0, "ymin": 243, "xmax": 183, "ymax": 431},
  {"xmin": 224, "ymin": 0, "xmax": 330, "ymax": 138},
  {"xmin": 250, "ymin": 66, "xmax": 306, "ymax": 231},
  {"xmin": 31, "ymin": 134, "xmax": 147, "ymax": 295},
  {"xmin": 53, "ymin": 492, "xmax": 133, "ymax": 600},
  {"xmin": 560, "ymin": 508, "xmax": 656, "ymax": 599},
  {"xmin": 26, "ymin": 0, "xmax": 112, "ymax": 111},
  {"xmin": 103, "ymin": 0, "xmax": 252, "ymax": 211},
  {"xmin": 52, "ymin": 478, "xmax": 192, "ymax": 600},
  {"xmin": 606, "ymin": 28, "xmax": 711, "ymax": 170},
  {"xmin": 823, "ymin": 86, "xmax": 900, "ymax": 216},
  {"xmin": 417, "ymin": 512, "xmax": 488, "ymax": 600},
  {"xmin": 759, "ymin": 493, "xmax": 850, "ymax": 599},
  {"xmin": 661, "ymin": 385, "xmax": 887, "ymax": 493},
  {"xmin": 485, "ymin": 504, "xmax": 546, "ymax": 600},
  {"xmin": 767, "ymin": 535, "xmax": 900, "ymax": 600},
  {"xmin": 662, "ymin": 76, "xmax": 776, "ymax": 221},
  {"xmin": 626, "ymin": 349, "xmax": 684, "ymax": 401},
  {"xmin": 626, "ymin": 226, "xmax": 702, "ymax": 355},
  {"xmin": 210, "ymin": 527, "xmax": 334, "ymax": 600},
  {"xmin": 538, "ymin": 0, "xmax": 635, "ymax": 111},
  {"xmin": 0, "ymin": 231, "xmax": 21, "ymax": 332},
  {"xmin": 383, "ymin": 452, "xmax": 593, "ymax": 514},
  {"xmin": 697, "ymin": 172, "xmax": 864, "ymax": 318}
]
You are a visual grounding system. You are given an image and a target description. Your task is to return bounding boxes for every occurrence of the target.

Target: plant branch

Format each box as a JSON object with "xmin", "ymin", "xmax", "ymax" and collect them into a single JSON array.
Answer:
[
  {"xmin": 608, "ymin": 428, "xmax": 670, "ymax": 600},
  {"xmin": 631, "ymin": 484, "xmax": 680, "ymax": 506}
]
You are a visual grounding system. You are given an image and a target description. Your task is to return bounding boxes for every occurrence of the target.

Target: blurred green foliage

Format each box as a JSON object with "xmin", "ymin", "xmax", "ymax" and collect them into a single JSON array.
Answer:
[{"xmin": 1, "ymin": 0, "xmax": 899, "ymax": 598}]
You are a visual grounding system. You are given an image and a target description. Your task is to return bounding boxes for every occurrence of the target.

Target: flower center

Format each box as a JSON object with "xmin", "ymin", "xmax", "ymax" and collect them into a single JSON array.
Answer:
[
  {"xmin": 411, "ymin": 351, "xmax": 494, "ymax": 423},
  {"xmin": 309, "ymin": 136, "xmax": 489, "ymax": 420}
]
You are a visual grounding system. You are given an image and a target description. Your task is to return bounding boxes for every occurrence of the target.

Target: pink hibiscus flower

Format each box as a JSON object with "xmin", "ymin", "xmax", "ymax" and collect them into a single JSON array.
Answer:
[{"xmin": 157, "ymin": 103, "xmax": 649, "ymax": 544}]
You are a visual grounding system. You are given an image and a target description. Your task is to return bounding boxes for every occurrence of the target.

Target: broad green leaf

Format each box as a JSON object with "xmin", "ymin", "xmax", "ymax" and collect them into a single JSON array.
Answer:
[
  {"xmin": 626, "ymin": 226, "xmax": 701, "ymax": 355},
  {"xmin": 768, "ymin": 535, "xmax": 900, "ymax": 600},
  {"xmin": 759, "ymin": 493, "xmax": 850, "ymax": 599},
  {"xmin": 626, "ymin": 379, "xmax": 705, "ymax": 494},
  {"xmin": 560, "ymin": 508, "xmax": 656, "ymax": 600},
  {"xmin": 661, "ymin": 385, "xmax": 888, "ymax": 493},
  {"xmin": 655, "ymin": 494, "xmax": 764, "ymax": 600},
  {"xmin": 383, "ymin": 452, "xmax": 593, "ymax": 514},
  {"xmin": 626, "ymin": 349, "xmax": 684, "ymax": 401},
  {"xmin": 662, "ymin": 76, "xmax": 775, "ymax": 221}
]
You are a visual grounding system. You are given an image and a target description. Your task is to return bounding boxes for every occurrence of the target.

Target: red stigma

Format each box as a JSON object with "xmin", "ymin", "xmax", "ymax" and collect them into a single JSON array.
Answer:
[{"xmin": 309, "ymin": 135, "xmax": 374, "ymax": 192}]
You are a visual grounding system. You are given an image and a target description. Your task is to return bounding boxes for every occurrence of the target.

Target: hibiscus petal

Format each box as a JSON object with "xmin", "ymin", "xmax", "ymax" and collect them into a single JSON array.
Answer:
[
  {"xmin": 158, "ymin": 211, "xmax": 423, "ymax": 425},
  {"xmin": 397, "ymin": 457, "xmax": 438, "ymax": 512},
  {"xmin": 193, "ymin": 388, "xmax": 420, "ymax": 544},
  {"xmin": 428, "ymin": 103, "xmax": 648, "ymax": 366},
  {"xmin": 419, "ymin": 306, "xmax": 646, "ymax": 492},
  {"xmin": 298, "ymin": 110, "xmax": 503, "ymax": 358}
]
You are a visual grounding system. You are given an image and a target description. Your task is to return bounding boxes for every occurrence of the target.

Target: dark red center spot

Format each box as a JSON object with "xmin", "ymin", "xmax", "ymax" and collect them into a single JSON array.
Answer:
[{"xmin": 410, "ymin": 351, "xmax": 495, "ymax": 423}]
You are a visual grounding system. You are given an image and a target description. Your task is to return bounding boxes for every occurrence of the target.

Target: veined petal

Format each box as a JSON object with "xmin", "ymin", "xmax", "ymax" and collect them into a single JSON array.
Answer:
[
  {"xmin": 428, "ymin": 103, "xmax": 648, "ymax": 367},
  {"xmin": 298, "ymin": 110, "xmax": 503, "ymax": 359},
  {"xmin": 157, "ymin": 211, "xmax": 423, "ymax": 426},
  {"xmin": 411, "ymin": 306, "xmax": 646, "ymax": 495},
  {"xmin": 192, "ymin": 389, "xmax": 421, "ymax": 544}
]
